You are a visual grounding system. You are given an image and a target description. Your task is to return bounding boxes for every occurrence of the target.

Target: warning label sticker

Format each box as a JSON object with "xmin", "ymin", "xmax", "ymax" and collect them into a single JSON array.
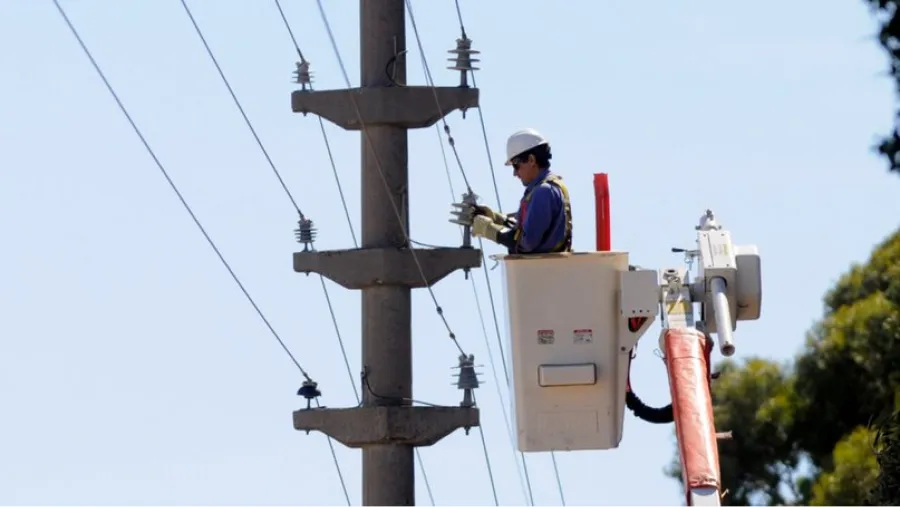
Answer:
[
  {"xmin": 573, "ymin": 329, "xmax": 594, "ymax": 344},
  {"xmin": 537, "ymin": 329, "xmax": 555, "ymax": 345}
]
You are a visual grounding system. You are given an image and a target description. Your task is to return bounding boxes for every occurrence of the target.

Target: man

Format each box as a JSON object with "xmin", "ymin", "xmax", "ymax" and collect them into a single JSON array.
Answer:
[{"xmin": 451, "ymin": 128, "xmax": 573, "ymax": 254}]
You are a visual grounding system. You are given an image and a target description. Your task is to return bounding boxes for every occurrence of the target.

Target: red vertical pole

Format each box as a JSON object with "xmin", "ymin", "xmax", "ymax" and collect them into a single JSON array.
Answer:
[{"xmin": 593, "ymin": 173, "xmax": 611, "ymax": 251}]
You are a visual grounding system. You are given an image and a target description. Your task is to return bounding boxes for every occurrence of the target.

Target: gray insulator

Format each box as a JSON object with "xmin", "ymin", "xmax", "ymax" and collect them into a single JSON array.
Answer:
[
  {"xmin": 447, "ymin": 37, "xmax": 480, "ymax": 88},
  {"xmin": 455, "ymin": 353, "xmax": 481, "ymax": 408},
  {"xmin": 294, "ymin": 60, "xmax": 313, "ymax": 90},
  {"xmin": 295, "ymin": 217, "xmax": 317, "ymax": 251},
  {"xmin": 460, "ymin": 190, "xmax": 478, "ymax": 250}
]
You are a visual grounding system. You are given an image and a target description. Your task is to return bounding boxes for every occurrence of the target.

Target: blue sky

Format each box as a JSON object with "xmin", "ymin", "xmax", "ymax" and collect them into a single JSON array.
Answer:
[{"xmin": 2, "ymin": 0, "xmax": 899, "ymax": 505}]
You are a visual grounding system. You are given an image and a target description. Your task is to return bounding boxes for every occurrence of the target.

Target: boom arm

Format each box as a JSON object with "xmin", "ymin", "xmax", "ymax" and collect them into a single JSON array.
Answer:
[{"xmin": 657, "ymin": 210, "xmax": 762, "ymax": 506}]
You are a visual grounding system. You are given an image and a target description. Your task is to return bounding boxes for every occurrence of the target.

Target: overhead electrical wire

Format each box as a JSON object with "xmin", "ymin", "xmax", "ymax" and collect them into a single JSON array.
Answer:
[
  {"xmin": 271, "ymin": 1, "xmax": 436, "ymax": 503},
  {"xmin": 473, "ymin": 392, "xmax": 500, "ymax": 507},
  {"xmin": 403, "ymin": 0, "xmax": 473, "ymax": 194},
  {"xmin": 270, "ymin": 0, "xmax": 359, "ymax": 409},
  {"xmin": 176, "ymin": 1, "xmax": 357, "ymax": 503},
  {"xmin": 309, "ymin": 0, "xmax": 509, "ymax": 504},
  {"xmin": 313, "ymin": 0, "xmax": 471, "ymax": 359},
  {"xmin": 416, "ymin": 37, "xmax": 531, "ymax": 503},
  {"xmin": 175, "ymin": 0, "xmax": 305, "ymax": 219},
  {"xmin": 401, "ymin": 1, "xmax": 536, "ymax": 504},
  {"xmin": 402, "ymin": 1, "xmax": 574, "ymax": 505},
  {"xmin": 447, "ymin": 0, "xmax": 502, "ymax": 210},
  {"xmin": 49, "ymin": 0, "xmax": 350, "ymax": 503},
  {"xmin": 272, "ymin": 0, "xmax": 357, "ymax": 249},
  {"xmin": 436, "ymin": 192, "xmax": 530, "ymax": 503}
]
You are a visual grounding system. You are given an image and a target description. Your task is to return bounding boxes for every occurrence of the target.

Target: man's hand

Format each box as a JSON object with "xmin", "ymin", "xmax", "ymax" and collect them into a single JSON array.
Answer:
[
  {"xmin": 471, "ymin": 215, "xmax": 502, "ymax": 242},
  {"xmin": 474, "ymin": 205, "xmax": 507, "ymax": 226}
]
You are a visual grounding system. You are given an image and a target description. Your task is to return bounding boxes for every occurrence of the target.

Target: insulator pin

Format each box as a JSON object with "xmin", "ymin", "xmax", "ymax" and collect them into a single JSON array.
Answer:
[
  {"xmin": 294, "ymin": 60, "xmax": 313, "ymax": 90},
  {"xmin": 447, "ymin": 37, "xmax": 480, "ymax": 88},
  {"xmin": 295, "ymin": 217, "xmax": 317, "ymax": 251},
  {"xmin": 297, "ymin": 379, "xmax": 322, "ymax": 417},
  {"xmin": 454, "ymin": 353, "xmax": 481, "ymax": 417}
]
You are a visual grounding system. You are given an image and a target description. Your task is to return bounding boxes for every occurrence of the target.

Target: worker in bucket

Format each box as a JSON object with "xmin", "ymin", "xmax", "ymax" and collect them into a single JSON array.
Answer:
[{"xmin": 450, "ymin": 128, "xmax": 572, "ymax": 254}]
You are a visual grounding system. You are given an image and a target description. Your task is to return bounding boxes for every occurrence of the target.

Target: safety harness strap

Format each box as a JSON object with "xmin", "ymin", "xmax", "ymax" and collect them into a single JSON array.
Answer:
[{"xmin": 513, "ymin": 173, "xmax": 573, "ymax": 253}]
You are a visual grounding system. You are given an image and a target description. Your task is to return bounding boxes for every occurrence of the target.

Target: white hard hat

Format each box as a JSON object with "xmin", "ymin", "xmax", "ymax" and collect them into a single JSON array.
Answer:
[{"xmin": 505, "ymin": 128, "xmax": 548, "ymax": 166}]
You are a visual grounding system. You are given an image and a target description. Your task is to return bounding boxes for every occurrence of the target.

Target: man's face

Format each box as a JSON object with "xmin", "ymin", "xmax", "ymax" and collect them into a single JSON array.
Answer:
[{"xmin": 512, "ymin": 155, "xmax": 539, "ymax": 186}]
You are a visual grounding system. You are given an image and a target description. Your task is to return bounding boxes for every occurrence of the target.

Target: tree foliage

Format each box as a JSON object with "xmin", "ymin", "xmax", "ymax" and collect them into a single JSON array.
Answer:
[
  {"xmin": 809, "ymin": 427, "xmax": 879, "ymax": 506},
  {"xmin": 662, "ymin": 6, "xmax": 900, "ymax": 501},
  {"xmin": 866, "ymin": 0, "xmax": 900, "ymax": 174},
  {"xmin": 665, "ymin": 229, "xmax": 900, "ymax": 505},
  {"xmin": 872, "ymin": 409, "xmax": 900, "ymax": 504}
]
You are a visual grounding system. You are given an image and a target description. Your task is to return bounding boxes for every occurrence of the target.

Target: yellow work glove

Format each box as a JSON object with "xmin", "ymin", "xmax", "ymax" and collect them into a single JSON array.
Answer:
[
  {"xmin": 474, "ymin": 205, "xmax": 507, "ymax": 226},
  {"xmin": 471, "ymin": 215, "xmax": 502, "ymax": 243}
]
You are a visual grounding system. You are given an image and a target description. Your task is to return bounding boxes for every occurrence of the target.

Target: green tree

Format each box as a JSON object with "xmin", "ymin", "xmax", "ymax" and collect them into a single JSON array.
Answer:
[
  {"xmin": 665, "ymin": 228, "xmax": 900, "ymax": 505},
  {"xmin": 809, "ymin": 426, "xmax": 879, "ymax": 505},
  {"xmin": 865, "ymin": 0, "xmax": 900, "ymax": 174},
  {"xmin": 872, "ymin": 409, "xmax": 900, "ymax": 504}
]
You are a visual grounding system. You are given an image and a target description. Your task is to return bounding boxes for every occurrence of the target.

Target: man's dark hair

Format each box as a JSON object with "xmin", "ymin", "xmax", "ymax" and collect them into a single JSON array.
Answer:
[{"xmin": 521, "ymin": 143, "xmax": 552, "ymax": 169}]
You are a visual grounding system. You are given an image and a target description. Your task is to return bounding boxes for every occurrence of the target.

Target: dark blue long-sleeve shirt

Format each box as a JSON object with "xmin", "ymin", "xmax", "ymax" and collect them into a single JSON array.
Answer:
[{"xmin": 498, "ymin": 169, "xmax": 567, "ymax": 254}]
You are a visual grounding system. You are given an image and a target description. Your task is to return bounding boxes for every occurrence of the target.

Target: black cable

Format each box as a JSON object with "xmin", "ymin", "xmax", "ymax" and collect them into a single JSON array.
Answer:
[
  {"xmin": 625, "ymin": 339, "xmax": 674, "ymax": 424},
  {"xmin": 273, "ymin": 0, "xmax": 357, "ymax": 249},
  {"xmin": 432, "ymin": 99, "xmax": 533, "ymax": 503},
  {"xmin": 550, "ymin": 453, "xmax": 566, "ymax": 506},
  {"xmin": 316, "ymin": 399, "xmax": 352, "ymax": 505},
  {"xmin": 626, "ymin": 390, "xmax": 674, "ymax": 424},
  {"xmin": 385, "ymin": 51, "xmax": 407, "ymax": 87},
  {"xmin": 445, "ymin": 0, "xmax": 504, "ymax": 212},
  {"xmin": 314, "ymin": 0, "xmax": 468, "ymax": 357},
  {"xmin": 469, "ymin": 271, "xmax": 533, "ymax": 502},
  {"xmin": 452, "ymin": 0, "xmax": 467, "ymax": 39},
  {"xmin": 403, "ymin": 0, "xmax": 474, "ymax": 193},
  {"xmin": 178, "ymin": 0, "xmax": 304, "ymax": 218},
  {"xmin": 273, "ymin": 0, "xmax": 305, "ymax": 61},
  {"xmin": 178, "ymin": 0, "xmax": 361, "ymax": 427},
  {"xmin": 49, "ymin": 0, "xmax": 313, "ymax": 382},
  {"xmin": 272, "ymin": 3, "xmax": 436, "ymax": 503},
  {"xmin": 179, "ymin": 0, "xmax": 361, "ymax": 438},
  {"xmin": 473, "ymin": 392, "xmax": 500, "ymax": 506},
  {"xmin": 50, "ymin": 1, "xmax": 353, "ymax": 500}
]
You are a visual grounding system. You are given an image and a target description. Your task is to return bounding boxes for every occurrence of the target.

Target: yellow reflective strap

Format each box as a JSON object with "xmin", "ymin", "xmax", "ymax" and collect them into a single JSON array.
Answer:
[
  {"xmin": 514, "ymin": 173, "xmax": 573, "ymax": 253},
  {"xmin": 545, "ymin": 175, "xmax": 573, "ymax": 253}
]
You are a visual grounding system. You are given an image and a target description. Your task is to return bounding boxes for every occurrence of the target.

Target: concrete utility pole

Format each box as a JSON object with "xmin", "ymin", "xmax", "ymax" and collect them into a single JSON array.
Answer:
[{"xmin": 291, "ymin": 1, "xmax": 482, "ymax": 505}]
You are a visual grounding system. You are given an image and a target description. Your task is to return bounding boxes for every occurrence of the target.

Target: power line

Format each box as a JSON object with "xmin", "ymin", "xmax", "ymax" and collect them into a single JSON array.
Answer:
[
  {"xmin": 272, "ymin": 2, "xmax": 437, "ymax": 503},
  {"xmin": 272, "ymin": 0, "xmax": 357, "ymax": 248},
  {"xmin": 49, "ymin": 0, "xmax": 349, "ymax": 499},
  {"xmin": 474, "ymin": 392, "xmax": 500, "ymax": 506},
  {"xmin": 469, "ymin": 267, "xmax": 533, "ymax": 503},
  {"xmin": 271, "ymin": 0, "xmax": 360, "ymax": 401},
  {"xmin": 174, "ymin": 1, "xmax": 362, "ymax": 502},
  {"xmin": 378, "ymin": 2, "xmax": 513, "ymax": 504},
  {"xmin": 551, "ymin": 453, "xmax": 567, "ymax": 506},
  {"xmin": 424, "ymin": 80, "xmax": 531, "ymax": 504},
  {"xmin": 404, "ymin": 0, "xmax": 473, "ymax": 193},
  {"xmin": 439, "ymin": 0, "xmax": 568, "ymax": 504},
  {"xmin": 50, "ymin": 0, "xmax": 308, "ymax": 380},
  {"xmin": 314, "ymin": 0, "xmax": 471, "ymax": 358},
  {"xmin": 401, "ymin": 1, "xmax": 545, "ymax": 504},
  {"xmin": 318, "ymin": 400, "xmax": 353, "ymax": 505},
  {"xmin": 177, "ymin": 0, "xmax": 304, "ymax": 218}
]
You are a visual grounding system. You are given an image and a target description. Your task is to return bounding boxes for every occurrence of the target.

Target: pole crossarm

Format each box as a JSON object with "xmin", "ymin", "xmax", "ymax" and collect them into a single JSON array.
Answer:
[
  {"xmin": 294, "ymin": 247, "xmax": 481, "ymax": 289},
  {"xmin": 292, "ymin": 87, "xmax": 479, "ymax": 130},
  {"xmin": 293, "ymin": 406, "xmax": 480, "ymax": 448},
  {"xmin": 290, "ymin": 1, "xmax": 482, "ymax": 504}
]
